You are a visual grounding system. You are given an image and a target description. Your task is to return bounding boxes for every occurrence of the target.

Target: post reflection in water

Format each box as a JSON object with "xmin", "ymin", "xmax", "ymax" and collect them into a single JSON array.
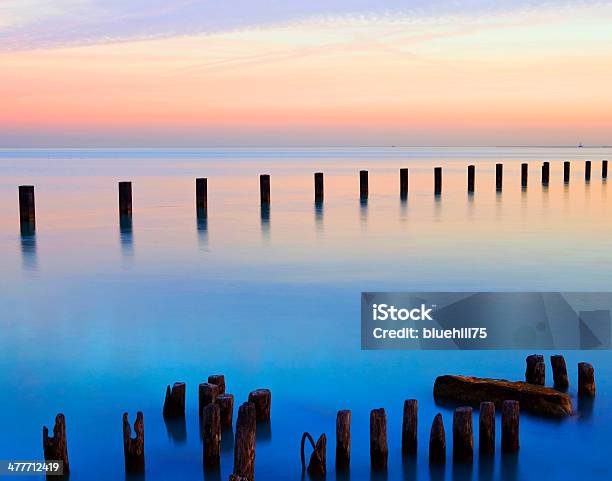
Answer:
[
  {"xmin": 163, "ymin": 416, "xmax": 187, "ymax": 444},
  {"xmin": 314, "ymin": 200, "xmax": 324, "ymax": 233},
  {"xmin": 500, "ymin": 452, "xmax": 519, "ymax": 481},
  {"xmin": 260, "ymin": 204, "xmax": 270, "ymax": 238},
  {"xmin": 20, "ymin": 221, "xmax": 37, "ymax": 271},
  {"xmin": 197, "ymin": 207, "xmax": 208, "ymax": 247},
  {"xmin": 119, "ymin": 214, "xmax": 134, "ymax": 256}
]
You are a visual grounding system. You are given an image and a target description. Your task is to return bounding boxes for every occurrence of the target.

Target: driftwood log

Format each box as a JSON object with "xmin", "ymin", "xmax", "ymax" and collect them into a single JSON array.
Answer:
[
  {"xmin": 301, "ymin": 432, "xmax": 326, "ymax": 478},
  {"xmin": 233, "ymin": 402, "xmax": 256, "ymax": 481},
  {"xmin": 370, "ymin": 408, "xmax": 388, "ymax": 470},
  {"xmin": 42, "ymin": 413, "xmax": 69, "ymax": 474},
  {"xmin": 452, "ymin": 407, "xmax": 473, "ymax": 463},
  {"xmin": 434, "ymin": 375, "xmax": 572, "ymax": 417},
  {"xmin": 479, "ymin": 402, "xmax": 495, "ymax": 455},
  {"xmin": 123, "ymin": 412, "xmax": 145, "ymax": 473},
  {"xmin": 429, "ymin": 413, "xmax": 446, "ymax": 464},
  {"xmin": 163, "ymin": 382, "xmax": 186, "ymax": 418},
  {"xmin": 248, "ymin": 389, "xmax": 271, "ymax": 422},
  {"xmin": 335, "ymin": 410, "xmax": 351, "ymax": 470},
  {"xmin": 402, "ymin": 399, "xmax": 418, "ymax": 456}
]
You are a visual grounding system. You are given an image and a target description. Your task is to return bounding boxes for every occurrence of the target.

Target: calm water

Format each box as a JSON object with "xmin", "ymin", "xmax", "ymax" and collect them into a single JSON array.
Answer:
[{"xmin": 0, "ymin": 147, "xmax": 610, "ymax": 480}]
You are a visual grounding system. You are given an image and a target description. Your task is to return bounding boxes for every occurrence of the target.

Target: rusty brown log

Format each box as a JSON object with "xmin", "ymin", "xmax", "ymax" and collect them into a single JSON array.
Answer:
[
  {"xmin": 216, "ymin": 393, "xmax": 234, "ymax": 430},
  {"xmin": 199, "ymin": 382, "xmax": 219, "ymax": 416},
  {"xmin": 578, "ymin": 362, "xmax": 596, "ymax": 397},
  {"xmin": 402, "ymin": 399, "xmax": 418, "ymax": 457},
  {"xmin": 525, "ymin": 354, "xmax": 545, "ymax": 385},
  {"xmin": 233, "ymin": 402, "xmax": 256, "ymax": 481},
  {"xmin": 452, "ymin": 407, "xmax": 473, "ymax": 463},
  {"xmin": 123, "ymin": 412, "xmax": 145, "ymax": 473},
  {"xmin": 43, "ymin": 413, "xmax": 69, "ymax": 474},
  {"xmin": 163, "ymin": 382, "xmax": 186, "ymax": 418},
  {"xmin": 501, "ymin": 400, "xmax": 520, "ymax": 452},
  {"xmin": 370, "ymin": 408, "xmax": 388, "ymax": 470},
  {"xmin": 428, "ymin": 413, "xmax": 445, "ymax": 464},
  {"xmin": 479, "ymin": 402, "xmax": 495, "ymax": 456},
  {"xmin": 208, "ymin": 375, "xmax": 226, "ymax": 395},
  {"xmin": 248, "ymin": 389, "xmax": 271, "ymax": 422},
  {"xmin": 203, "ymin": 403, "xmax": 221, "ymax": 469},
  {"xmin": 335, "ymin": 410, "xmax": 351, "ymax": 470},
  {"xmin": 550, "ymin": 355, "xmax": 569, "ymax": 389}
]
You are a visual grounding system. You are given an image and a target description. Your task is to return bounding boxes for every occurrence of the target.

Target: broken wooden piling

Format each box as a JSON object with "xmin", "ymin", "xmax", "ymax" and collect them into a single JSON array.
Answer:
[
  {"xmin": 603, "ymin": 160, "xmax": 608, "ymax": 179},
  {"xmin": 19, "ymin": 185, "xmax": 36, "ymax": 228},
  {"xmin": 434, "ymin": 167, "xmax": 442, "ymax": 195},
  {"xmin": 429, "ymin": 414, "xmax": 446, "ymax": 464},
  {"xmin": 196, "ymin": 178, "xmax": 207, "ymax": 211},
  {"xmin": 216, "ymin": 393, "xmax": 234, "ymax": 430},
  {"xmin": 248, "ymin": 389, "xmax": 271, "ymax": 422},
  {"xmin": 43, "ymin": 413, "xmax": 69, "ymax": 474},
  {"xmin": 467, "ymin": 165, "xmax": 475, "ymax": 193},
  {"xmin": 402, "ymin": 399, "xmax": 418, "ymax": 457},
  {"xmin": 541, "ymin": 162, "xmax": 550, "ymax": 185},
  {"xmin": 525, "ymin": 354, "xmax": 545, "ymax": 385},
  {"xmin": 360, "ymin": 170, "xmax": 368, "ymax": 200},
  {"xmin": 452, "ymin": 407, "xmax": 473, "ymax": 463},
  {"xmin": 203, "ymin": 403, "xmax": 221, "ymax": 469},
  {"xmin": 496, "ymin": 163, "xmax": 503, "ymax": 190},
  {"xmin": 208, "ymin": 375, "xmax": 226, "ymax": 395},
  {"xmin": 233, "ymin": 402, "xmax": 256, "ymax": 481},
  {"xmin": 400, "ymin": 168, "xmax": 409, "ymax": 198},
  {"xmin": 564, "ymin": 161, "xmax": 570, "ymax": 183},
  {"xmin": 479, "ymin": 402, "xmax": 495, "ymax": 456},
  {"xmin": 550, "ymin": 355, "xmax": 569, "ymax": 389},
  {"xmin": 118, "ymin": 181, "xmax": 132, "ymax": 216},
  {"xmin": 578, "ymin": 362, "xmax": 595, "ymax": 397},
  {"xmin": 335, "ymin": 410, "xmax": 351, "ymax": 470},
  {"xmin": 501, "ymin": 400, "xmax": 519, "ymax": 452},
  {"xmin": 123, "ymin": 412, "xmax": 145, "ymax": 473},
  {"xmin": 199, "ymin": 383, "xmax": 219, "ymax": 416},
  {"xmin": 163, "ymin": 382, "xmax": 186, "ymax": 418},
  {"xmin": 301, "ymin": 432, "xmax": 326, "ymax": 478},
  {"xmin": 370, "ymin": 408, "xmax": 388, "ymax": 470},
  {"xmin": 585, "ymin": 161, "xmax": 591, "ymax": 181},
  {"xmin": 521, "ymin": 163, "xmax": 528, "ymax": 188},
  {"xmin": 314, "ymin": 172, "xmax": 324, "ymax": 202},
  {"xmin": 260, "ymin": 175, "xmax": 270, "ymax": 205}
]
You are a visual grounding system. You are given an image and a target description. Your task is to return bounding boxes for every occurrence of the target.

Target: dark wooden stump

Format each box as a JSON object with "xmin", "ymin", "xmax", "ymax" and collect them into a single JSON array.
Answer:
[
  {"xmin": 314, "ymin": 172, "xmax": 324, "ymax": 202},
  {"xmin": 233, "ymin": 402, "xmax": 256, "ymax": 481},
  {"xmin": 525, "ymin": 354, "xmax": 545, "ymax": 385},
  {"xmin": 479, "ymin": 402, "xmax": 495, "ymax": 456},
  {"xmin": 19, "ymin": 185, "xmax": 36, "ymax": 226},
  {"xmin": 248, "ymin": 389, "xmax": 271, "ymax": 422},
  {"xmin": 43, "ymin": 413, "xmax": 69, "ymax": 474},
  {"xmin": 521, "ymin": 163, "xmax": 528, "ymax": 187},
  {"xmin": 434, "ymin": 167, "xmax": 442, "ymax": 195},
  {"xmin": 123, "ymin": 412, "xmax": 145, "ymax": 473},
  {"xmin": 564, "ymin": 161, "xmax": 570, "ymax": 183},
  {"xmin": 501, "ymin": 400, "xmax": 519, "ymax": 452},
  {"xmin": 163, "ymin": 382, "xmax": 186, "ymax": 418},
  {"xmin": 550, "ymin": 355, "xmax": 569, "ymax": 389},
  {"xmin": 496, "ymin": 163, "xmax": 503, "ymax": 190},
  {"xmin": 216, "ymin": 393, "xmax": 234, "ymax": 430},
  {"xmin": 541, "ymin": 162, "xmax": 550, "ymax": 185},
  {"xmin": 118, "ymin": 181, "xmax": 132, "ymax": 215},
  {"xmin": 301, "ymin": 432, "xmax": 326, "ymax": 478},
  {"xmin": 199, "ymin": 383, "xmax": 219, "ymax": 415},
  {"xmin": 400, "ymin": 168, "xmax": 409, "ymax": 198},
  {"xmin": 370, "ymin": 408, "xmax": 388, "ymax": 470},
  {"xmin": 429, "ymin": 413, "xmax": 445, "ymax": 464},
  {"xmin": 467, "ymin": 165, "xmax": 475, "ymax": 193},
  {"xmin": 203, "ymin": 403, "xmax": 221, "ymax": 469},
  {"xmin": 402, "ymin": 399, "xmax": 417, "ymax": 457},
  {"xmin": 196, "ymin": 178, "xmax": 208, "ymax": 211},
  {"xmin": 585, "ymin": 160, "xmax": 591, "ymax": 180},
  {"xmin": 603, "ymin": 160, "xmax": 608, "ymax": 179},
  {"xmin": 578, "ymin": 362, "xmax": 595, "ymax": 397},
  {"xmin": 360, "ymin": 170, "xmax": 368, "ymax": 200},
  {"xmin": 335, "ymin": 410, "xmax": 351, "ymax": 470},
  {"xmin": 452, "ymin": 407, "xmax": 473, "ymax": 463},
  {"xmin": 260, "ymin": 174, "xmax": 270, "ymax": 205},
  {"xmin": 208, "ymin": 375, "xmax": 226, "ymax": 395}
]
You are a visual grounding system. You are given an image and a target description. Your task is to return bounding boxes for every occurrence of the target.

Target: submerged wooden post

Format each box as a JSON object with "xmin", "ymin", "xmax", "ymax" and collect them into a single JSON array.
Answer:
[
  {"xmin": 203, "ymin": 403, "xmax": 221, "ymax": 469},
  {"xmin": 541, "ymin": 162, "xmax": 550, "ymax": 185},
  {"xmin": 216, "ymin": 393, "xmax": 234, "ymax": 430},
  {"xmin": 360, "ymin": 170, "xmax": 368, "ymax": 200},
  {"xmin": 603, "ymin": 160, "xmax": 608, "ymax": 179},
  {"xmin": 585, "ymin": 161, "xmax": 591, "ymax": 181},
  {"xmin": 118, "ymin": 181, "xmax": 132, "ymax": 215},
  {"xmin": 501, "ymin": 400, "xmax": 519, "ymax": 452},
  {"xmin": 452, "ymin": 407, "xmax": 473, "ymax": 463},
  {"xmin": 19, "ymin": 185, "xmax": 36, "ymax": 227},
  {"xmin": 564, "ymin": 161, "xmax": 571, "ymax": 183},
  {"xmin": 43, "ymin": 414, "xmax": 69, "ymax": 474},
  {"xmin": 434, "ymin": 167, "xmax": 442, "ymax": 195},
  {"xmin": 370, "ymin": 408, "xmax": 388, "ymax": 470},
  {"xmin": 233, "ymin": 402, "xmax": 256, "ymax": 481},
  {"xmin": 199, "ymin": 383, "xmax": 219, "ymax": 416},
  {"xmin": 123, "ymin": 412, "xmax": 145, "ymax": 473},
  {"xmin": 467, "ymin": 165, "xmax": 475, "ymax": 193},
  {"xmin": 429, "ymin": 413, "xmax": 446, "ymax": 464},
  {"xmin": 479, "ymin": 402, "xmax": 495, "ymax": 456},
  {"xmin": 495, "ymin": 163, "xmax": 503, "ymax": 191},
  {"xmin": 163, "ymin": 382, "xmax": 186, "ymax": 418},
  {"xmin": 314, "ymin": 172, "xmax": 324, "ymax": 202},
  {"xmin": 335, "ymin": 410, "xmax": 351, "ymax": 470},
  {"xmin": 402, "ymin": 399, "xmax": 417, "ymax": 456},
  {"xmin": 208, "ymin": 375, "xmax": 226, "ymax": 395},
  {"xmin": 578, "ymin": 362, "xmax": 596, "ymax": 396},
  {"xmin": 550, "ymin": 355, "xmax": 569, "ymax": 389},
  {"xmin": 301, "ymin": 432, "xmax": 326, "ymax": 478},
  {"xmin": 400, "ymin": 168, "xmax": 409, "ymax": 198},
  {"xmin": 525, "ymin": 354, "xmax": 545, "ymax": 385},
  {"xmin": 248, "ymin": 389, "xmax": 271, "ymax": 422},
  {"xmin": 196, "ymin": 178, "xmax": 208, "ymax": 210},
  {"xmin": 521, "ymin": 163, "xmax": 528, "ymax": 188},
  {"xmin": 260, "ymin": 174, "xmax": 270, "ymax": 205}
]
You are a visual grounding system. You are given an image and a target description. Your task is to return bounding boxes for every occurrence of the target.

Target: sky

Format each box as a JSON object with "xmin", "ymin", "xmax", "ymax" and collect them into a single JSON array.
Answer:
[{"xmin": 1, "ymin": 0, "xmax": 611, "ymax": 147}]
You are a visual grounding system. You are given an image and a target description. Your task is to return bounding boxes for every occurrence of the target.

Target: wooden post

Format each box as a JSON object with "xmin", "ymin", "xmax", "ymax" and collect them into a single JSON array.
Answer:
[
  {"xmin": 260, "ymin": 174, "xmax": 270, "ymax": 205},
  {"xmin": 467, "ymin": 165, "xmax": 475, "ymax": 193},
  {"xmin": 43, "ymin": 414, "xmax": 69, "ymax": 474},
  {"xmin": 521, "ymin": 163, "xmax": 528, "ymax": 188},
  {"xmin": 434, "ymin": 167, "xmax": 442, "ymax": 195},
  {"xmin": 248, "ymin": 389, "xmax": 271, "ymax": 422},
  {"xmin": 163, "ymin": 382, "xmax": 186, "ymax": 418},
  {"xmin": 564, "ymin": 161, "xmax": 570, "ymax": 183},
  {"xmin": 216, "ymin": 393, "xmax": 234, "ymax": 430},
  {"xmin": 578, "ymin": 362, "xmax": 596, "ymax": 396},
  {"xmin": 301, "ymin": 432, "xmax": 326, "ymax": 478},
  {"xmin": 542, "ymin": 162, "xmax": 550, "ymax": 185},
  {"xmin": 400, "ymin": 168, "xmax": 409, "ymax": 198},
  {"xmin": 402, "ymin": 399, "xmax": 417, "ymax": 456},
  {"xmin": 585, "ymin": 160, "xmax": 591, "ymax": 181},
  {"xmin": 118, "ymin": 181, "xmax": 132, "ymax": 215},
  {"xmin": 479, "ymin": 402, "xmax": 495, "ymax": 456},
  {"xmin": 603, "ymin": 160, "xmax": 608, "ymax": 179},
  {"xmin": 335, "ymin": 410, "xmax": 351, "ymax": 470},
  {"xmin": 501, "ymin": 401, "xmax": 519, "ymax": 452},
  {"xmin": 314, "ymin": 172, "xmax": 324, "ymax": 202},
  {"xmin": 429, "ymin": 413, "xmax": 446, "ymax": 464},
  {"xmin": 496, "ymin": 163, "xmax": 503, "ymax": 191},
  {"xmin": 123, "ymin": 412, "xmax": 145, "ymax": 473},
  {"xmin": 199, "ymin": 383, "xmax": 219, "ymax": 416},
  {"xmin": 208, "ymin": 375, "xmax": 226, "ymax": 395},
  {"xmin": 370, "ymin": 408, "xmax": 388, "ymax": 470},
  {"xmin": 203, "ymin": 403, "xmax": 221, "ymax": 469},
  {"xmin": 360, "ymin": 170, "xmax": 368, "ymax": 200},
  {"xmin": 19, "ymin": 185, "xmax": 36, "ymax": 227},
  {"xmin": 550, "ymin": 355, "xmax": 569, "ymax": 389},
  {"xmin": 196, "ymin": 178, "xmax": 207, "ymax": 211},
  {"xmin": 525, "ymin": 354, "xmax": 545, "ymax": 385},
  {"xmin": 233, "ymin": 402, "xmax": 256, "ymax": 481},
  {"xmin": 452, "ymin": 407, "xmax": 473, "ymax": 463}
]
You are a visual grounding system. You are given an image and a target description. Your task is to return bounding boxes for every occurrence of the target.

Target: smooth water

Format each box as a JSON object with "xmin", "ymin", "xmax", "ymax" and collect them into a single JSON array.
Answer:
[{"xmin": 0, "ymin": 147, "xmax": 610, "ymax": 480}]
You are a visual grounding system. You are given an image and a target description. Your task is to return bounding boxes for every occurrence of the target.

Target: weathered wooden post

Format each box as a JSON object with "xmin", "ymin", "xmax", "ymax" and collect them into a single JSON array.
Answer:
[
  {"xmin": 208, "ymin": 375, "xmax": 226, "ymax": 395},
  {"xmin": 118, "ymin": 181, "xmax": 132, "ymax": 215},
  {"xmin": 400, "ymin": 168, "xmax": 409, "ymax": 198},
  {"xmin": 550, "ymin": 355, "xmax": 569, "ymax": 389},
  {"xmin": 429, "ymin": 413, "xmax": 446, "ymax": 464},
  {"xmin": 578, "ymin": 362, "xmax": 596, "ymax": 396},
  {"xmin": 216, "ymin": 393, "xmax": 234, "ymax": 430},
  {"xmin": 452, "ymin": 407, "xmax": 473, "ymax": 463},
  {"xmin": 501, "ymin": 401, "xmax": 519, "ymax": 452},
  {"xmin": 19, "ymin": 185, "xmax": 36, "ymax": 228},
  {"xmin": 525, "ymin": 354, "xmax": 545, "ymax": 385},
  {"xmin": 199, "ymin": 383, "xmax": 219, "ymax": 416},
  {"xmin": 335, "ymin": 410, "xmax": 351, "ymax": 470},
  {"xmin": 123, "ymin": 412, "xmax": 145, "ymax": 473},
  {"xmin": 370, "ymin": 408, "xmax": 388, "ymax": 470},
  {"xmin": 203, "ymin": 403, "xmax": 221, "ymax": 469},
  {"xmin": 495, "ymin": 163, "xmax": 503, "ymax": 191},
  {"xmin": 260, "ymin": 174, "xmax": 270, "ymax": 205},
  {"xmin": 248, "ymin": 389, "xmax": 271, "ymax": 422},
  {"xmin": 196, "ymin": 178, "xmax": 208, "ymax": 212},
  {"xmin": 541, "ymin": 162, "xmax": 550, "ymax": 185},
  {"xmin": 360, "ymin": 170, "xmax": 368, "ymax": 200},
  {"xmin": 163, "ymin": 382, "xmax": 186, "ymax": 418},
  {"xmin": 564, "ymin": 161, "xmax": 570, "ymax": 183},
  {"xmin": 402, "ymin": 399, "xmax": 417, "ymax": 456},
  {"xmin": 479, "ymin": 402, "xmax": 495, "ymax": 456},
  {"xmin": 233, "ymin": 402, "xmax": 256, "ymax": 481},
  {"xmin": 603, "ymin": 160, "xmax": 608, "ymax": 179},
  {"xmin": 585, "ymin": 160, "xmax": 591, "ymax": 181},
  {"xmin": 434, "ymin": 167, "xmax": 442, "ymax": 195},
  {"xmin": 521, "ymin": 163, "xmax": 528, "ymax": 188},
  {"xmin": 301, "ymin": 432, "xmax": 326, "ymax": 478},
  {"xmin": 314, "ymin": 172, "xmax": 324, "ymax": 202},
  {"xmin": 43, "ymin": 414, "xmax": 69, "ymax": 474},
  {"xmin": 467, "ymin": 165, "xmax": 475, "ymax": 193}
]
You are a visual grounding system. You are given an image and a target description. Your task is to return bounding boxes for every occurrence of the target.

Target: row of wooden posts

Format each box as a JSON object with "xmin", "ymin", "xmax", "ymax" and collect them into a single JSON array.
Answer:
[
  {"xmin": 525, "ymin": 354, "xmax": 596, "ymax": 396},
  {"xmin": 17, "ymin": 160, "xmax": 608, "ymax": 231}
]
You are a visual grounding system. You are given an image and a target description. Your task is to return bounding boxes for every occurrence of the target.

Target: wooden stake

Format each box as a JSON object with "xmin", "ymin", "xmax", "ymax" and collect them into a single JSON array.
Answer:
[
  {"xmin": 402, "ymin": 399, "xmax": 417, "ymax": 456},
  {"xmin": 203, "ymin": 403, "xmax": 221, "ymax": 469},
  {"xmin": 467, "ymin": 165, "xmax": 475, "ymax": 193},
  {"xmin": 501, "ymin": 400, "xmax": 519, "ymax": 452},
  {"xmin": 564, "ymin": 161, "xmax": 570, "ymax": 183},
  {"xmin": 199, "ymin": 383, "xmax": 219, "ymax": 416},
  {"xmin": 521, "ymin": 163, "xmax": 528, "ymax": 188},
  {"xmin": 196, "ymin": 178, "xmax": 207, "ymax": 211},
  {"xmin": 452, "ymin": 407, "xmax": 473, "ymax": 463},
  {"xmin": 370, "ymin": 408, "xmax": 388, "ymax": 470},
  {"xmin": 542, "ymin": 162, "xmax": 550, "ymax": 185},
  {"xmin": 360, "ymin": 170, "xmax": 368, "ymax": 200},
  {"xmin": 260, "ymin": 174, "xmax": 270, "ymax": 205},
  {"xmin": 585, "ymin": 161, "xmax": 591, "ymax": 181},
  {"xmin": 578, "ymin": 362, "xmax": 596, "ymax": 397},
  {"xmin": 479, "ymin": 402, "xmax": 495, "ymax": 456},
  {"xmin": 216, "ymin": 393, "xmax": 234, "ymax": 430},
  {"xmin": 248, "ymin": 389, "xmax": 271, "ymax": 422},
  {"xmin": 163, "ymin": 382, "xmax": 186, "ymax": 418},
  {"xmin": 208, "ymin": 375, "xmax": 226, "ymax": 395},
  {"xmin": 43, "ymin": 413, "xmax": 69, "ymax": 474},
  {"xmin": 314, "ymin": 172, "xmax": 324, "ymax": 202},
  {"xmin": 118, "ymin": 181, "xmax": 132, "ymax": 216},
  {"xmin": 550, "ymin": 355, "xmax": 569, "ymax": 389},
  {"xmin": 400, "ymin": 168, "xmax": 409, "ymax": 198},
  {"xmin": 603, "ymin": 160, "xmax": 608, "ymax": 179},
  {"xmin": 18, "ymin": 185, "xmax": 36, "ymax": 226},
  {"xmin": 123, "ymin": 412, "xmax": 145, "ymax": 473},
  {"xmin": 301, "ymin": 432, "xmax": 326, "ymax": 478},
  {"xmin": 233, "ymin": 402, "xmax": 256, "ymax": 481},
  {"xmin": 335, "ymin": 410, "xmax": 351, "ymax": 470},
  {"xmin": 434, "ymin": 167, "xmax": 442, "ymax": 195},
  {"xmin": 429, "ymin": 413, "xmax": 445, "ymax": 464},
  {"xmin": 525, "ymin": 354, "xmax": 545, "ymax": 385},
  {"xmin": 496, "ymin": 163, "xmax": 503, "ymax": 191}
]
